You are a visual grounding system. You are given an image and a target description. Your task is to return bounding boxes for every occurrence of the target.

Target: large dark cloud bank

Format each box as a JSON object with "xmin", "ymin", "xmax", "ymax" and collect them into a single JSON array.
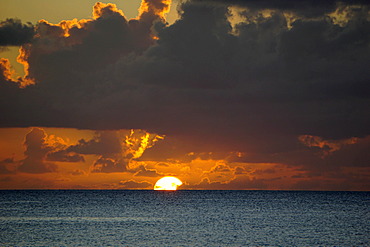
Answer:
[{"xmin": 1, "ymin": 0, "xmax": 369, "ymax": 153}]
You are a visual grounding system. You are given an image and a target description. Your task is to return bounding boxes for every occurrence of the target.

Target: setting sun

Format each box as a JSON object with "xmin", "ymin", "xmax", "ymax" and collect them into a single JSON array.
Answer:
[{"xmin": 154, "ymin": 176, "xmax": 183, "ymax": 190}]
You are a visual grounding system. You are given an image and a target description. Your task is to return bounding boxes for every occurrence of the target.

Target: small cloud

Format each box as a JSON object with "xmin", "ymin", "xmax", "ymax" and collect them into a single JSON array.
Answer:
[
  {"xmin": 69, "ymin": 169, "xmax": 86, "ymax": 176},
  {"xmin": 0, "ymin": 157, "xmax": 17, "ymax": 174},
  {"xmin": 119, "ymin": 180, "xmax": 152, "ymax": 189},
  {"xmin": 134, "ymin": 165, "xmax": 161, "ymax": 177},
  {"xmin": 234, "ymin": 166, "xmax": 247, "ymax": 175},
  {"xmin": 298, "ymin": 135, "xmax": 358, "ymax": 157},
  {"xmin": 253, "ymin": 168, "xmax": 276, "ymax": 175},
  {"xmin": 210, "ymin": 164, "xmax": 232, "ymax": 173},
  {"xmin": 18, "ymin": 128, "xmax": 57, "ymax": 173},
  {"xmin": 47, "ymin": 150, "xmax": 85, "ymax": 162},
  {"xmin": 156, "ymin": 162, "xmax": 169, "ymax": 167},
  {"xmin": 184, "ymin": 175, "xmax": 269, "ymax": 190},
  {"xmin": 91, "ymin": 157, "xmax": 127, "ymax": 173}
]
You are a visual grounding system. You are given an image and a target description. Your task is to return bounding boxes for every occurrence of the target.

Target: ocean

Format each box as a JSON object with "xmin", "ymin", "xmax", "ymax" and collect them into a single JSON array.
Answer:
[{"xmin": 0, "ymin": 190, "xmax": 369, "ymax": 246}]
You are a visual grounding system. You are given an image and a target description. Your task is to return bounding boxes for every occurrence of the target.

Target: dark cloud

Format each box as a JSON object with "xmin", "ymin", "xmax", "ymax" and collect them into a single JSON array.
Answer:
[
  {"xmin": 0, "ymin": 158, "xmax": 16, "ymax": 174},
  {"xmin": 228, "ymin": 135, "xmax": 370, "ymax": 178},
  {"xmin": 186, "ymin": 176, "xmax": 268, "ymax": 190},
  {"xmin": 18, "ymin": 128, "xmax": 57, "ymax": 173},
  {"xmin": 47, "ymin": 150, "xmax": 85, "ymax": 163},
  {"xmin": 68, "ymin": 132, "xmax": 122, "ymax": 155},
  {"xmin": 69, "ymin": 169, "xmax": 86, "ymax": 176},
  {"xmin": 156, "ymin": 162, "xmax": 169, "ymax": 167},
  {"xmin": 14, "ymin": 128, "xmax": 85, "ymax": 173},
  {"xmin": 209, "ymin": 164, "xmax": 232, "ymax": 173},
  {"xmin": 0, "ymin": 18, "xmax": 35, "ymax": 46},
  {"xmin": 66, "ymin": 129, "xmax": 162, "ymax": 173},
  {"xmin": 91, "ymin": 156, "xmax": 128, "ymax": 173},
  {"xmin": 195, "ymin": 0, "xmax": 370, "ymax": 18},
  {"xmin": 234, "ymin": 166, "xmax": 248, "ymax": 175},
  {"xmin": 119, "ymin": 180, "xmax": 152, "ymax": 189},
  {"xmin": 134, "ymin": 165, "xmax": 162, "ymax": 177},
  {"xmin": 0, "ymin": 0, "xmax": 369, "ymax": 179}
]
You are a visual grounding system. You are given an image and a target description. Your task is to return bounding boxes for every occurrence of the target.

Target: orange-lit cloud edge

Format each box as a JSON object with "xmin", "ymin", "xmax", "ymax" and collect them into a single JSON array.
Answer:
[{"xmin": 1, "ymin": 0, "xmax": 171, "ymax": 86}]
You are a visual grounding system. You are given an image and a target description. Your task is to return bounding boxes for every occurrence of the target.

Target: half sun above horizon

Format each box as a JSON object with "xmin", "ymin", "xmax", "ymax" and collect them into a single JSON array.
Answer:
[{"xmin": 154, "ymin": 176, "xmax": 183, "ymax": 190}]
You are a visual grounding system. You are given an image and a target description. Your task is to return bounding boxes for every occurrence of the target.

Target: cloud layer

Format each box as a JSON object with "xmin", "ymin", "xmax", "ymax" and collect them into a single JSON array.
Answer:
[
  {"xmin": 0, "ymin": 1, "xmax": 368, "ymax": 140},
  {"xmin": 0, "ymin": 127, "xmax": 368, "ymax": 190},
  {"xmin": 0, "ymin": 0, "xmax": 369, "ymax": 189}
]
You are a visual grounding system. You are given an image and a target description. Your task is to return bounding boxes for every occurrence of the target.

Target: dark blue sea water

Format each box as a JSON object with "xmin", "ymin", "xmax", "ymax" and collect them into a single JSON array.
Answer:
[{"xmin": 0, "ymin": 190, "xmax": 369, "ymax": 246}]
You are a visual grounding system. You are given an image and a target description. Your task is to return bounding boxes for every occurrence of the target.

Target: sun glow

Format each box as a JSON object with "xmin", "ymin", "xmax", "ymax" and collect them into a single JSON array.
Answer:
[{"xmin": 154, "ymin": 176, "xmax": 182, "ymax": 190}]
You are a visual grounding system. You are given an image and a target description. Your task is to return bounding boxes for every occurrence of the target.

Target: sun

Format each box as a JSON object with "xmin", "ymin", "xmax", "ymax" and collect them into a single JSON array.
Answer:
[{"xmin": 154, "ymin": 176, "xmax": 183, "ymax": 190}]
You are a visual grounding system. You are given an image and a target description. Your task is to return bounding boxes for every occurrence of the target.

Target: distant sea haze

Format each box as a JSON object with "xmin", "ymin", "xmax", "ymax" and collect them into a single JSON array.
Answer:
[{"xmin": 0, "ymin": 190, "xmax": 369, "ymax": 246}]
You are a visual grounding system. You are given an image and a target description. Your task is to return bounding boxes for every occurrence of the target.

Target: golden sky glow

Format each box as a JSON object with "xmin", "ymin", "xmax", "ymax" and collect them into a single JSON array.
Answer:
[{"xmin": 0, "ymin": 0, "xmax": 142, "ymax": 23}]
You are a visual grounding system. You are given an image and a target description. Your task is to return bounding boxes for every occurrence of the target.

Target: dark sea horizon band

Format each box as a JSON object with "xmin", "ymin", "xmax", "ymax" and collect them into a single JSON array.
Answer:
[
  {"xmin": 1, "ymin": 190, "xmax": 369, "ymax": 246},
  {"xmin": 1, "ymin": 189, "xmax": 370, "ymax": 192}
]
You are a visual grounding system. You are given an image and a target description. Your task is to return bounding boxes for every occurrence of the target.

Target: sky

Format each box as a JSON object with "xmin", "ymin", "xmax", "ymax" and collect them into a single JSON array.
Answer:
[{"xmin": 0, "ymin": 0, "xmax": 369, "ymax": 190}]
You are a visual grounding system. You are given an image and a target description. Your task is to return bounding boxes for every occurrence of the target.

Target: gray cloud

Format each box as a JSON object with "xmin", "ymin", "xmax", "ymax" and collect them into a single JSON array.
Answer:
[
  {"xmin": 65, "ymin": 129, "xmax": 162, "ymax": 173},
  {"xmin": 6, "ymin": 128, "xmax": 84, "ymax": 174},
  {"xmin": 134, "ymin": 165, "xmax": 162, "ymax": 177},
  {"xmin": 227, "ymin": 135, "xmax": 370, "ymax": 182},
  {"xmin": 68, "ymin": 132, "xmax": 122, "ymax": 155},
  {"xmin": 0, "ymin": 18, "xmax": 35, "ymax": 46},
  {"xmin": 184, "ymin": 176, "xmax": 268, "ymax": 190},
  {"xmin": 18, "ymin": 128, "xmax": 57, "ymax": 173},
  {"xmin": 192, "ymin": 0, "xmax": 370, "ymax": 18},
  {"xmin": 0, "ymin": 158, "xmax": 16, "ymax": 174},
  {"xmin": 47, "ymin": 150, "xmax": 85, "ymax": 163},
  {"xmin": 91, "ymin": 156, "xmax": 128, "ymax": 173},
  {"xmin": 67, "ymin": 131, "xmax": 128, "ymax": 173},
  {"xmin": 119, "ymin": 179, "xmax": 152, "ymax": 189}
]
